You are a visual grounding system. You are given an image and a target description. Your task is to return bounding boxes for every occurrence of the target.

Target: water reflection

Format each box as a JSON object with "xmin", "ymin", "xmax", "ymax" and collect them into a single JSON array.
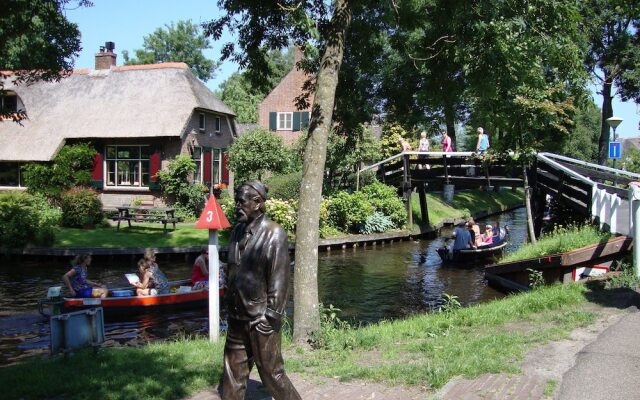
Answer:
[{"xmin": 0, "ymin": 207, "xmax": 526, "ymax": 364}]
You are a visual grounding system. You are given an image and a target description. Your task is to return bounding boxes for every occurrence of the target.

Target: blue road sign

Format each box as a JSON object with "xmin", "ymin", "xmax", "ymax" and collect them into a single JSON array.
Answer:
[{"xmin": 609, "ymin": 141, "xmax": 622, "ymax": 159}]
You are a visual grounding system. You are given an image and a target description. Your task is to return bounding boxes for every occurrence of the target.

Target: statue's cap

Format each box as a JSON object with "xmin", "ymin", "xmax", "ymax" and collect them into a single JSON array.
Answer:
[{"xmin": 240, "ymin": 180, "xmax": 268, "ymax": 201}]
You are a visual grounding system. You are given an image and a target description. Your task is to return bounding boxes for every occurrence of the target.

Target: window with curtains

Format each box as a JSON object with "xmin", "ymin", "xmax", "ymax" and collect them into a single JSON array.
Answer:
[
  {"xmin": 105, "ymin": 145, "xmax": 150, "ymax": 187},
  {"xmin": 277, "ymin": 112, "xmax": 293, "ymax": 130}
]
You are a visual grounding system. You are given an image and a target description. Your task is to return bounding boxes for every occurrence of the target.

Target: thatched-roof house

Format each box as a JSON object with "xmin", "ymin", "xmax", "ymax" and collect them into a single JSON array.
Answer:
[{"xmin": 0, "ymin": 44, "xmax": 236, "ymax": 207}]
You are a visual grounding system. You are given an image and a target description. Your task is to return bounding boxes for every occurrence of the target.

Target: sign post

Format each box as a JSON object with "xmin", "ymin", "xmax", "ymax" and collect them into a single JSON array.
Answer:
[{"xmin": 195, "ymin": 196, "xmax": 231, "ymax": 342}]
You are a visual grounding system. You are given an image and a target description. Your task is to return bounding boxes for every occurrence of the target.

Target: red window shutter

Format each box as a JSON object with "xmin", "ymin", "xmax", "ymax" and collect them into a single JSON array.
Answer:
[
  {"xmin": 204, "ymin": 148, "xmax": 212, "ymax": 184},
  {"xmin": 222, "ymin": 150, "xmax": 229, "ymax": 183},
  {"xmin": 91, "ymin": 151, "xmax": 103, "ymax": 189},
  {"xmin": 149, "ymin": 151, "xmax": 161, "ymax": 182}
]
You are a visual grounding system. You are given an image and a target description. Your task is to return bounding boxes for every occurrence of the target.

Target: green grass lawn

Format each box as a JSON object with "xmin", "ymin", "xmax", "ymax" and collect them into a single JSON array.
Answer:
[
  {"xmin": 54, "ymin": 223, "xmax": 230, "ymax": 248},
  {"xmin": 0, "ymin": 284, "xmax": 592, "ymax": 399},
  {"xmin": 412, "ymin": 188, "xmax": 524, "ymax": 227}
]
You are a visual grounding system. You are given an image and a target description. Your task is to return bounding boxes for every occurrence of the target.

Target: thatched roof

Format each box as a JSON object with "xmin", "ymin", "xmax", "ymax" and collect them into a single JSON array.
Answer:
[{"xmin": 0, "ymin": 63, "xmax": 235, "ymax": 161}]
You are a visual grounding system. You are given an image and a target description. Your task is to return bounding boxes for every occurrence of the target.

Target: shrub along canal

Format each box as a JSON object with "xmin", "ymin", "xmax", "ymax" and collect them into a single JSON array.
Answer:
[{"xmin": 0, "ymin": 207, "xmax": 526, "ymax": 365}]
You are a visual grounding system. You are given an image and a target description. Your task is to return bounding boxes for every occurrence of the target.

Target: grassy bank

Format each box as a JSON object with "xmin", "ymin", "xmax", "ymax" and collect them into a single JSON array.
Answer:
[
  {"xmin": 411, "ymin": 188, "xmax": 524, "ymax": 227},
  {"xmin": 54, "ymin": 223, "xmax": 229, "ymax": 248},
  {"xmin": 0, "ymin": 284, "xmax": 592, "ymax": 399},
  {"xmin": 501, "ymin": 225, "xmax": 611, "ymax": 263},
  {"xmin": 50, "ymin": 189, "xmax": 523, "ymax": 249}
]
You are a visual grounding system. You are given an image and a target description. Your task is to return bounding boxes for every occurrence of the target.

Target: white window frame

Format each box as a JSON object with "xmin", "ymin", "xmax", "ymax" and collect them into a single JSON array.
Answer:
[
  {"xmin": 215, "ymin": 116, "xmax": 221, "ymax": 133},
  {"xmin": 277, "ymin": 112, "xmax": 293, "ymax": 130},
  {"xmin": 105, "ymin": 145, "xmax": 150, "ymax": 188},
  {"xmin": 199, "ymin": 113, "xmax": 206, "ymax": 132}
]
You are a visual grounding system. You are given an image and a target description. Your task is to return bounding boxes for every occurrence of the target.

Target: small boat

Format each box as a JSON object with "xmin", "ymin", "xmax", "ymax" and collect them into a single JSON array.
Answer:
[
  {"xmin": 437, "ymin": 227, "xmax": 509, "ymax": 265},
  {"xmin": 59, "ymin": 279, "xmax": 225, "ymax": 316}
]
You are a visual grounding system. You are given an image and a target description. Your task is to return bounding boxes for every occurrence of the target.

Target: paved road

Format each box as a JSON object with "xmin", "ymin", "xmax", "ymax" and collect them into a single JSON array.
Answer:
[{"xmin": 557, "ymin": 309, "xmax": 640, "ymax": 400}]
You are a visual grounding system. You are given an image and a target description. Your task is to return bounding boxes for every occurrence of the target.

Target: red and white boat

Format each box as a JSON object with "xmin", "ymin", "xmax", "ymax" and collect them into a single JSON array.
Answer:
[{"xmin": 61, "ymin": 279, "xmax": 225, "ymax": 316}]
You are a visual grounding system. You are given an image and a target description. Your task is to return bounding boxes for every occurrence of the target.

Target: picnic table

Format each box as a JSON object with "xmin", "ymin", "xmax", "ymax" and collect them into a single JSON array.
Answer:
[{"xmin": 113, "ymin": 206, "xmax": 178, "ymax": 233}]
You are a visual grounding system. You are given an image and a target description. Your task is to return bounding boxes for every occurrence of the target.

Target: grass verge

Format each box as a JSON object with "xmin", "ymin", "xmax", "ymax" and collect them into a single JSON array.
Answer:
[
  {"xmin": 0, "ymin": 284, "xmax": 592, "ymax": 399},
  {"xmin": 54, "ymin": 224, "xmax": 230, "ymax": 248},
  {"xmin": 411, "ymin": 188, "xmax": 524, "ymax": 227},
  {"xmin": 501, "ymin": 225, "xmax": 611, "ymax": 263}
]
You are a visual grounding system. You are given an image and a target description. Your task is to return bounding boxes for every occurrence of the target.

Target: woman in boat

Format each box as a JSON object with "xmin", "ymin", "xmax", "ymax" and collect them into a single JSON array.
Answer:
[
  {"xmin": 481, "ymin": 225, "xmax": 494, "ymax": 246},
  {"xmin": 468, "ymin": 218, "xmax": 482, "ymax": 247},
  {"xmin": 134, "ymin": 252, "xmax": 170, "ymax": 296},
  {"xmin": 62, "ymin": 254, "xmax": 108, "ymax": 298},
  {"xmin": 192, "ymin": 248, "xmax": 209, "ymax": 291}
]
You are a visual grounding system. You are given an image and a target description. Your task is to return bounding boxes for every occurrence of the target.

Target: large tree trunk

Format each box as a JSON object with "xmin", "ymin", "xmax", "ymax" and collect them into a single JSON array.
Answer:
[
  {"xmin": 598, "ymin": 73, "xmax": 614, "ymax": 165},
  {"xmin": 293, "ymin": 0, "xmax": 352, "ymax": 346}
]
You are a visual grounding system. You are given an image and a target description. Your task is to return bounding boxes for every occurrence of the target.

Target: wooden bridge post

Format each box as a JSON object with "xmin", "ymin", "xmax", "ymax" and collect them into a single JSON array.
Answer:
[
  {"xmin": 443, "ymin": 155, "xmax": 450, "ymax": 184},
  {"xmin": 403, "ymin": 154, "xmax": 413, "ymax": 228},
  {"xmin": 418, "ymin": 183, "xmax": 429, "ymax": 228}
]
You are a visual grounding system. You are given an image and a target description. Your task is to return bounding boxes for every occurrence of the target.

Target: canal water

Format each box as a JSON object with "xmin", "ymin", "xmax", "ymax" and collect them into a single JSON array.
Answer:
[{"xmin": 0, "ymin": 207, "xmax": 526, "ymax": 365}]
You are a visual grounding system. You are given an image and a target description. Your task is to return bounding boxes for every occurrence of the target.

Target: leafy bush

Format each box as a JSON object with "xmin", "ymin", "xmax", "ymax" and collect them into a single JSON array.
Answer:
[
  {"xmin": 228, "ymin": 128, "xmax": 290, "ymax": 182},
  {"xmin": 0, "ymin": 191, "xmax": 61, "ymax": 248},
  {"xmin": 360, "ymin": 212, "xmax": 395, "ymax": 234},
  {"xmin": 60, "ymin": 187, "xmax": 103, "ymax": 228},
  {"xmin": 22, "ymin": 143, "xmax": 96, "ymax": 200},
  {"xmin": 218, "ymin": 192, "xmax": 236, "ymax": 226},
  {"xmin": 266, "ymin": 198, "xmax": 297, "ymax": 234},
  {"xmin": 158, "ymin": 155, "xmax": 207, "ymax": 219},
  {"xmin": 326, "ymin": 191, "xmax": 374, "ymax": 232},
  {"xmin": 361, "ymin": 182, "xmax": 406, "ymax": 228},
  {"xmin": 266, "ymin": 171, "xmax": 302, "ymax": 200}
]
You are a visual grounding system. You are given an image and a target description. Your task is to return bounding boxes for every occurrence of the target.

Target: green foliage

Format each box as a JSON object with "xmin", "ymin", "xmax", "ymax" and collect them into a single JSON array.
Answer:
[
  {"xmin": 326, "ymin": 191, "xmax": 374, "ymax": 233},
  {"xmin": 360, "ymin": 182, "xmax": 406, "ymax": 228},
  {"xmin": 359, "ymin": 212, "xmax": 394, "ymax": 235},
  {"xmin": 122, "ymin": 20, "xmax": 219, "ymax": 81},
  {"xmin": 227, "ymin": 128, "xmax": 290, "ymax": 182},
  {"xmin": 59, "ymin": 187, "xmax": 103, "ymax": 228},
  {"xmin": 323, "ymin": 125, "xmax": 382, "ymax": 191},
  {"xmin": 157, "ymin": 155, "xmax": 207, "ymax": 220},
  {"xmin": 266, "ymin": 171, "xmax": 303, "ymax": 200},
  {"xmin": 439, "ymin": 293, "xmax": 462, "ymax": 313},
  {"xmin": 560, "ymin": 100, "xmax": 601, "ymax": 162},
  {"xmin": 622, "ymin": 147, "xmax": 640, "ymax": 174},
  {"xmin": 378, "ymin": 123, "xmax": 413, "ymax": 159},
  {"xmin": 527, "ymin": 268, "xmax": 546, "ymax": 289},
  {"xmin": 265, "ymin": 198, "xmax": 297, "ymax": 235},
  {"xmin": 605, "ymin": 262, "xmax": 640, "ymax": 290},
  {"xmin": 0, "ymin": 191, "xmax": 60, "ymax": 248},
  {"xmin": 309, "ymin": 303, "xmax": 355, "ymax": 350},
  {"xmin": 22, "ymin": 143, "xmax": 96, "ymax": 200},
  {"xmin": 0, "ymin": 0, "xmax": 85, "ymax": 120},
  {"xmin": 503, "ymin": 224, "xmax": 611, "ymax": 263},
  {"xmin": 218, "ymin": 192, "xmax": 236, "ymax": 226}
]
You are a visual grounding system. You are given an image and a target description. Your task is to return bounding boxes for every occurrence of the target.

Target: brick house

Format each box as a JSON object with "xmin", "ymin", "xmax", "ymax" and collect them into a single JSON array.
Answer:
[
  {"xmin": 257, "ymin": 49, "xmax": 314, "ymax": 145},
  {"xmin": 0, "ymin": 43, "xmax": 236, "ymax": 208}
]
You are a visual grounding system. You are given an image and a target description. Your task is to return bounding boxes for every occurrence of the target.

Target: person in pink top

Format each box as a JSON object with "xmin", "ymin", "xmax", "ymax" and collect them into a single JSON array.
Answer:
[
  {"xmin": 191, "ymin": 248, "xmax": 209, "ymax": 290},
  {"xmin": 441, "ymin": 130, "xmax": 453, "ymax": 152}
]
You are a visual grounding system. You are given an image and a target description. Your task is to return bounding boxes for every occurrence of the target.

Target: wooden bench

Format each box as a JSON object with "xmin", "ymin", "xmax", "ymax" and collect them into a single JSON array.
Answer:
[{"xmin": 113, "ymin": 206, "xmax": 177, "ymax": 233}]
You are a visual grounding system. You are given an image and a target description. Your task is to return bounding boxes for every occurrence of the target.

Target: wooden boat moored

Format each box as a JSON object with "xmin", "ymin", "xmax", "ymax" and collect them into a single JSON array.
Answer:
[{"xmin": 61, "ymin": 279, "xmax": 225, "ymax": 316}]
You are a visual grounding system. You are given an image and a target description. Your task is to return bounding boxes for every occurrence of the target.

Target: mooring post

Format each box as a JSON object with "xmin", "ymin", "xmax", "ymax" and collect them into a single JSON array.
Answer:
[{"xmin": 629, "ymin": 182, "xmax": 640, "ymax": 278}]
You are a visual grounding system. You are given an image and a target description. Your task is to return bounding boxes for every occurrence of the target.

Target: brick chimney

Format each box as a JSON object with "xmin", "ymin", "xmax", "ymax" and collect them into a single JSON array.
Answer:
[{"xmin": 95, "ymin": 41, "xmax": 117, "ymax": 70}]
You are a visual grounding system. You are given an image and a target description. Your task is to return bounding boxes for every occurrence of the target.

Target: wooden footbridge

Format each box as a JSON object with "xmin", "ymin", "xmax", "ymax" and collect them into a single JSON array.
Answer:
[{"xmin": 359, "ymin": 151, "xmax": 640, "ymax": 236}]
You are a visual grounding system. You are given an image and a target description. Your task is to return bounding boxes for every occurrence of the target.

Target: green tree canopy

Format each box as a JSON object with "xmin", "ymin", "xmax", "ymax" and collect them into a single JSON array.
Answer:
[
  {"xmin": 0, "ymin": 0, "xmax": 88, "ymax": 120},
  {"xmin": 580, "ymin": 0, "xmax": 640, "ymax": 163},
  {"xmin": 123, "ymin": 20, "xmax": 219, "ymax": 81},
  {"xmin": 227, "ymin": 128, "xmax": 291, "ymax": 182}
]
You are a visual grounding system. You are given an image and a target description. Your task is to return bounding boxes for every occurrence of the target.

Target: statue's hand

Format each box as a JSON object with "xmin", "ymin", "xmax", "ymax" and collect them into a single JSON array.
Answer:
[{"xmin": 250, "ymin": 315, "xmax": 274, "ymax": 335}]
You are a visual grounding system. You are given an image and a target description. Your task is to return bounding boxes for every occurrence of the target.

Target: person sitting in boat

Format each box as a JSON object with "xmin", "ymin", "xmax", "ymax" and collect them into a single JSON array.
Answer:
[
  {"xmin": 452, "ymin": 221, "xmax": 474, "ymax": 250},
  {"xmin": 133, "ymin": 256, "xmax": 170, "ymax": 296},
  {"xmin": 481, "ymin": 225, "xmax": 494, "ymax": 246},
  {"xmin": 468, "ymin": 218, "xmax": 482, "ymax": 247},
  {"xmin": 62, "ymin": 254, "xmax": 108, "ymax": 298},
  {"xmin": 192, "ymin": 248, "xmax": 209, "ymax": 291}
]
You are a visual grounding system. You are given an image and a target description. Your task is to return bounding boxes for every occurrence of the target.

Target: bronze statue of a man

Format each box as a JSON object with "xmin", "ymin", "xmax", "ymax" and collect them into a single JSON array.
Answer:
[{"xmin": 222, "ymin": 181, "xmax": 301, "ymax": 400}]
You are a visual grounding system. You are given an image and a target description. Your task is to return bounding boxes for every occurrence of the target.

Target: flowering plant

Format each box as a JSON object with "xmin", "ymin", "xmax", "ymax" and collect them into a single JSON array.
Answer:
[{"xmin": 214, "ymin": 183, "xmax": 228, "ymax": 190}]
